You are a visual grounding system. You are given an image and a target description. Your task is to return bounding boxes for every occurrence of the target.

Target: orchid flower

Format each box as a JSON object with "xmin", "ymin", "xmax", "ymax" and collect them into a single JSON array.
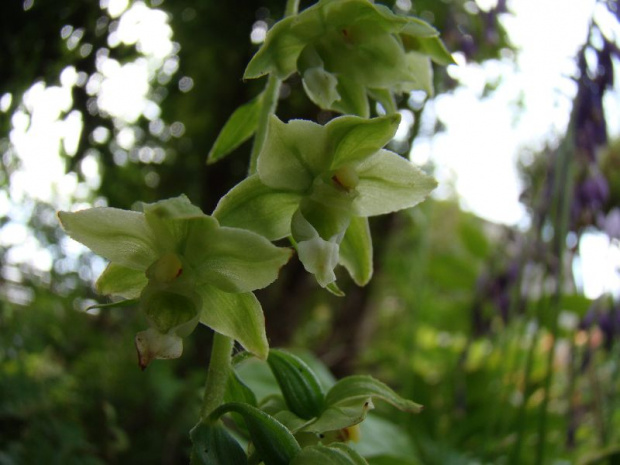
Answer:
[
  {"xmin": 214, "ymin": 114, "xmax": 436, "ymax": 292},
  {"xmin": 58, "ymin": 195, "xmax": 291, "ymax": 368}
]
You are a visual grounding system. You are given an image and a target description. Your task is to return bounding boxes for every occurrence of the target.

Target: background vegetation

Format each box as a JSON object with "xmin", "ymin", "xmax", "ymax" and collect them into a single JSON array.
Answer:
[{"xmin": 1, "ymin": 0, "xmax": 619, "ymax": 463}]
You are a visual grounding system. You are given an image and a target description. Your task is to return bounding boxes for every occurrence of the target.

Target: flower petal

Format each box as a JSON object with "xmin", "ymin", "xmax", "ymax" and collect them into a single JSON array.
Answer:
[
  {"xmin": 213, "ymin": 174, "xmax": 302, "ymax": 241},
  {"xmin": 184, "ymin": 217, "xmax": 292, "ymax": 293},
  {"xmin": 353, "ymin": 149, "xmax": 437, "ymax": 217},
  {"xmin": 196, "ymin": 285, "xmax": 269, "ymax": 360},
  {"xmin": 135, "ymin": 328, "xmax": 183, "ymax": 370},
  {"xmin": 58, "ymin": 207, "xmax": 159, "ymax": 270},
  {"xmin": 96, "ymin": 262, "xmax": 148, "ymax": 299},
  {"xmin": 326, "ymin": 114, "xmax": 400, "ymax": 168},
  {"xmin": 257, "ymin": 116, "xmax": 329, "ymax": 191}
]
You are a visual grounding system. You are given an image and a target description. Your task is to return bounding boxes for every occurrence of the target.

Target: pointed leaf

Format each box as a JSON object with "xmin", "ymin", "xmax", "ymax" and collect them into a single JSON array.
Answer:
[
  {"xmin": 291, "ymin": 443, "xmax": 368, "ymax": 465},
  {"xmin": 267, "ymin": 349, "xmax": 325, "ymax": 420},
  {"xmin": 213, "ymin": 174, "xmax": 302, "ymax": 241},
  {"xmin": 190, "ymin": 421, "xmax": 247, "ymax": 465},
  {"xmin": 402, "ymin": 35, "xmax": 456, "ymax": 66},
  {"xmin": 326, "ymin": 114, "xmax": 400, "ymax": 168},
  {"xmin": 210, "ymin": 402, "xmax": 301, "ymax": 465},
  {"xmin": 186, "ymin": 218, "xmax": 291, "ymax": 293},
  {"xmin": 224, "ymin": 370, "xmax": 258, "ymax": 407},
  {"xmin": 58, "ymin": 208, "xmax": 159, "ymax": 270},
  {"xmin": 306, "ymin": 375, "xmax": 422, "ymax": 433},
  {"xmin": 326, "ymin": 375, "xmax": 423, "ymax": 414},
  {"xmin": 354, "ymin": 150, "xmax": 437, "ymax": 217},
  {"xmin": 208, "ymin": 94, "xmax": 263, "ymax": 164},
  {"xmin": 96, "ymin": 262, "xmax": 148, "ymax": 298},
  {"xmin": 196, "ymin": 285, "xmax": 269, "ymax": 360},
  {"xmin": 86, "ymin": 298, "xmax": 139, "ymax": 311},
  {"xmin": 339, "ymin": 217, "xmax": 373, "ymax": 286}
]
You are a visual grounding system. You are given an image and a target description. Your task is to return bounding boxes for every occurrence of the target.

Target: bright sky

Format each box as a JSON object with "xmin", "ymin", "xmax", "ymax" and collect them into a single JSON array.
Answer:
[
  {"xmin": 1, "ymin": 0, "xmax": 619, "ymax": 299},
  {"xmin": 410, "ymin": 0, "xmax": 620, "ymax": 298}
]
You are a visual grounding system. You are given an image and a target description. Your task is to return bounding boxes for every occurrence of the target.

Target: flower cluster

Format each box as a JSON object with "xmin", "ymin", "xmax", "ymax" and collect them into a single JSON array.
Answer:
[{"xmin": 245, "ymin": 0, "xmax": 454, "ymax": 116}]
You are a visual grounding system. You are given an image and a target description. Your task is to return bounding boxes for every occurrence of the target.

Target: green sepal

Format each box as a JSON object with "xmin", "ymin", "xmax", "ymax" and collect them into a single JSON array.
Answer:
[
  {"xmin": 326, "ymin": 282, "xmax": 345, "ymax": 297},
  {"xmin": 57, "ymin": 208, "xmax": 160, "ymax": 270},
  {"xmin": 95, "ymin": 263, "xmax": 148, "ymax": 299},
  {"xmin": 187, "ymin": 218, "xmax": 292, "ymax": 293},
  {"xmin": 339, "ymin": 216, "xmax": 373, "ymax": 286},
  {"xmin": 213, "ymin": 174, "xmax": 302, "ymax": 241},
  {"xmin": 353, "ymin": 149, "xmax": 438, "ymax": 217},
  {"xmin": 326, "ymin": 114, "xmax": 400, "ymax": 168},
  {"xmin": 196, "ymin": 285, "xmax": 269, "ymax": 360},
  {"xmin": 190, "ymin": 421, "xmax": 248, "ymax": 465},
  {"xmin": 291, "ymin": 442, "xmax": 368, "ymax": 465},
  {"xmin": 401, "ymin": 35, "xmax": 456, "ymax": 66},
  {"xmin": 305, "ymin": 375, "xmax": 423, "ymax": 433},
  {"xmin": 209, "ymin": 402, "xmax": 301, "ymax": 465},
  {"xmin": 257, "ymin": 116, "xmax": 329, "ymax": 191},
  {"xmin": 267, "ymin": 349, "xmax": 325, "ymax": 420},
  {"xmin": 208, "ymin": 94, "xmax": 263, "ymax": 164}
]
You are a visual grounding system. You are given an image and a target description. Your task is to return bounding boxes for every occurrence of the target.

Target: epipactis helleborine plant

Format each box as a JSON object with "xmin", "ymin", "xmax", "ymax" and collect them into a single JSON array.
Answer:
[
  {"xmin": 245, "ymin": 0, "xmax": 455, "ymax": 117},
  {"xmin": 58, "ymin": 195, "xmax": 291, "ymax": 368},
  {"xmin": 214, "ymin": 113, "xmax": 437, "ymax": 292}
]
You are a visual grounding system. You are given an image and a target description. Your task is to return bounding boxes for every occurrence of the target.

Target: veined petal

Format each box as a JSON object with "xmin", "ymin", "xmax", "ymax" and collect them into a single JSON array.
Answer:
[
  {"xmin": 142, "ymin": 194, "xmax": 208, "ymax": 252},
  {"xmin": 213, "ymin": 174, "xmax": 302, "ymax": 241},
  {"xmin": 326, "ymin": 114, "xmax": 400, "ymax": 168},
  {"xmin": 185, "ymin": 218, "xmax": 292, "ymax": 293},
  {"xmin": 353, "ymin": 149, "xmax": 437, "ymax": 217},
  {"xmin": 257, "ymin": 116, "xmax": 329, "ymax": 191},
  {"xmin": 196, "ymin": 285, "xmax": 269, "ymax": 360},
  {"xmin": 96, "ymin": 262, "xmax": 148, "ymax": 299},
  {"xmin": 58, "ymin": 207, "xmax": 159, "ymax": 270}
]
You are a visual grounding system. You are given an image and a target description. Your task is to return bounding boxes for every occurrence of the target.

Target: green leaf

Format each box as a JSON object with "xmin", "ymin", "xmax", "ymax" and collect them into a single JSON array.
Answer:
[
  {"xmin": 257, "ymin": 116, "xmax": 330, "ymax": 191},
  {"xmin": 353, "ymin": 149, "xmax": 437, "ymax": 217},
  {"xmin": 224, "ymin": 370, "xmax": 258, "ymax": 407},
  {"xmin": 339, "ymin": 216, "xmax": 373, "ymax": 286},
  {"xmin": 210, "ymin": 402, "xmax": 301, "ymax": 465},
  {"xmin": 325, "ymin": 375, "xmax": 423, "ymax": 414},
  {"xmin": 326, "ymin": 114, "xmax": 400, "ymax": 168},
  {"xmin": 306, "ymin": 375, "xmax": 422, "ymax": 433},
  {"xmin": 186, "ymin": 218, "xmax": 292, "ymax": 293},
  {"xmin": 196, "ymin": 285, "xmax": 269, "ymax": 360},
  {"xmin": 85, "ymin": 298, "xmax": 139, "ymax": 311},
  {"xmin": 213, "ymin": 174, "xmax": 302, "ymax": 241},
  {"xmin": 95, "ymin": 262, "xmax": 148, "ymax": 298},
  {"xmin": 190, "ymin": 421, "xmax": 248, "ymax": 465},
  {"xmin": 291, "ymin": 443, "xmax": 368, "ymax": 465},
  {"xmin": 208, "ymin": 94, "xmax": 263, "ymax": 164},
  {"xmin": 267, "ymin": 349, "xmax": 325, "ymax": 420},
  {"xmin": 58, "ymin": 208, "xmax": 159, "ymax": 270}
]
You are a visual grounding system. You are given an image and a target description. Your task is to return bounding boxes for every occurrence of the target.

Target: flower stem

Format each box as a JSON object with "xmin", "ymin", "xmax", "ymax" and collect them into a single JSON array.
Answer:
[
  {"xmin": 248, "ymin": 0, "xmax": 300, "ymax": 175},
  {"xmin": 200, "ymin": 332, "xmax": 234, "ymax": 421}
]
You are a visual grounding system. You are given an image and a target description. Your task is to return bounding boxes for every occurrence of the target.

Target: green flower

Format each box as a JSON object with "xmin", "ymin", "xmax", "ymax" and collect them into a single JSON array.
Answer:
[
  {"xmin": 214, "ymin": 114, "xmax": 437, "ymax": 291},
  {"xmin": 58, "ymin": 195, "xmax": 291, "ymax": 368},
  {"xmin": 245, "ymin": 0, "xmax": 454, "ymax": 117}
]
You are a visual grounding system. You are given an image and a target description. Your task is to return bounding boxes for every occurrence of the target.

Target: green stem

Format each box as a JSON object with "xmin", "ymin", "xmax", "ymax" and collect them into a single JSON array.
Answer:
[
  {"xmin": 248, "ymin": 0, "xmax": 300, "ymax": 174},
  {"xmin": 200, "ymin": 332, "xmax": 234, "ymax": 420}
]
